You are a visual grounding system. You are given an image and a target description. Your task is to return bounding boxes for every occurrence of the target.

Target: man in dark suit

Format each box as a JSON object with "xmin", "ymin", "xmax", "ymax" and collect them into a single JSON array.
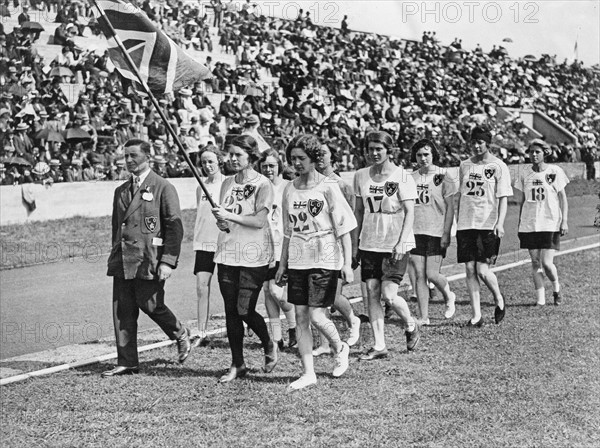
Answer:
[{"xmin": 102, "ymin": 139, "xmax": 192, "ymax": 377}]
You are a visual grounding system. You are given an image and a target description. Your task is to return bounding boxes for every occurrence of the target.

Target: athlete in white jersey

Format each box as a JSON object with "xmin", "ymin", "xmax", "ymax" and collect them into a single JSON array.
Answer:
[
  {"xmin": 409, "ymin": 139, "xmax": 458, "ymax": 324},
  {"xmin": 311, "ymin": 143, "xmax": 363, "ymax": 357},
  {"xmin": 258, "ymin": 149, "xmax": 297, "ymax": 350},
  {"xmin": 275, "ymin": 134, "xmax": 356, "ymax": 390},
  {"xmin": 513, "ymin": 139, "xmax": 569, "ymax": 306},
  {"xmin": 352, "ymin": 131, "xmax": 421, "ymax": 361},
  {"xmin": 211, "ymin": 135, "xmax": 277, "ymax": 383},
  {"xmin": 456, "ymin": 127, "xmax": 512, "ymax": 327},
  {"xmin": 192, "ymin": 147, "xmax": 227, "ymax": 346}
]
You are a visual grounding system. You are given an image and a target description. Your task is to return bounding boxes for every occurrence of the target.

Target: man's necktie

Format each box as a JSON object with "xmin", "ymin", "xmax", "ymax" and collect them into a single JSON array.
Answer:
[{"xmin": 131, "ymin": 176, "xmax": 140, "ymax": 196}]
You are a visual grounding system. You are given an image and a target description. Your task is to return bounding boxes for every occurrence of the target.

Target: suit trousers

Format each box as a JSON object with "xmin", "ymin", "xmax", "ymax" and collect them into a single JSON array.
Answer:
[{"xmin": 112, "ymin": 277, "xmax": 184, "ymax": 367}]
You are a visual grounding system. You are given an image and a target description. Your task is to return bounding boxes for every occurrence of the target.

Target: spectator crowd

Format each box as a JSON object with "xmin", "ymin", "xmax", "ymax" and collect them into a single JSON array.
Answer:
[{"xmin": 1, "ymin": 0, "xmax": 599, "ymax": 186}]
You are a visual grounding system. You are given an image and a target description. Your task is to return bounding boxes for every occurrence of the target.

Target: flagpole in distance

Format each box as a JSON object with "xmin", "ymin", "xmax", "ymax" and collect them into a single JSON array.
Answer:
[{"xmin": 89, "ymin": 0, "xmax": 224, "ymax": 217}]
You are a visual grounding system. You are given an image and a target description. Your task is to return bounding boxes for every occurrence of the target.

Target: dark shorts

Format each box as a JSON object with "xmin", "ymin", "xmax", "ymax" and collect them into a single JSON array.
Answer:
[
  {"xmin": 456, "ymin": 230, "xmax": 501, "ymax": 265},
  {"xmin": 264, "ymin": 262, "xmax": 280, "ymax": 281},
  {"xmin": 217, "ymin": 264, "xmax": 268, "ymax": 315},
  {"xmin": 519, "ymin": 232, "xmax": 560, "ymax": 250},
  {"xmin": 410, "ymin": 234, "xmax": 447, "ymax": 257},
  {"xmin": 194, "ymin": 250, "xmax": 216, "ymax": 275},
  {"xmin": 359, "ymin": 250, "xmax": 407, "ymax": 284},
  {"xmin": 287, "ymin": 268, "xmax": 339, "ymax": 308}
]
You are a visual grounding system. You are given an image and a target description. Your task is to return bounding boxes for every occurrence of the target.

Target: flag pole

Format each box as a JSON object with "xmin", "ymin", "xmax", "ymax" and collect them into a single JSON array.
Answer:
[{"xmin": 90, "ymin": 0, "xmax": 219, "ymax": 210}]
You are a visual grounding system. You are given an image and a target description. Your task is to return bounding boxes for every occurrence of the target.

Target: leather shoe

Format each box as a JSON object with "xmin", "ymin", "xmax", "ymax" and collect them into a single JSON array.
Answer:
[
  {"xmin": 494, "ymin": 305, "xmax": 506, "ymax": 324},
  {"xmin": 359, "ymin": 347, "xmax": 388, "ymax": 361},
  {"xmin": 101, "ymin": 366, "xmax": 139, "ymax": 377},
  {"xmin": 219, "ymin": 364, "xmax": 247, "ymax": 383},
  {"xmin": 176, "ymin": 328, "xmax": 192, "ymax": 364}
]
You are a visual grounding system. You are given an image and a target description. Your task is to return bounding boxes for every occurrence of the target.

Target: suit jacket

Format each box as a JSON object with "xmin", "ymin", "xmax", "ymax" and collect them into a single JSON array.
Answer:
[{"xmin": 107, "ymin": 170, "xmax": 183, "ymax": 280}]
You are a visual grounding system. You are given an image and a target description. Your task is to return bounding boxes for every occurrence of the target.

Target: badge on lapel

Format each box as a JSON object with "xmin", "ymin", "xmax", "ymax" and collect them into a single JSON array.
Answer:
[
  {"xmin": 308, "ymin": 199, "xmax": 324, "ymax": 217},
  {"xmin": 141, "ymin": 186, "xmax": 154, "ymax": 201},
  {"xmin": 145, "ymin": 216, "xmax": 158, "ymax": 232},
  {"xmin": 243, "ymin": 184, "xmax": 256, "ymax": 199},
  {"xmin": 484, "ymin": 167, "xmax": 496, "ymax": 179},
  {"xmin": 384, "ymin": 181, "xmax": 398, "ymax": 197},
  {"xmin": 546, "ymin": 173, "xmax": 556, "ymax": 184},
  {"xmin": 433, "ymin": 174, "xmax": 444, "ymax": 186}
]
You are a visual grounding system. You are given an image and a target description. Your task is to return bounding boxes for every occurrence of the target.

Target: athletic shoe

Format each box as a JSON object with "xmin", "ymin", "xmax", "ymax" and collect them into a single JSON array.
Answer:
[
  {"xmin": 312, "ymin": 345, "xmax": 332, "ymax": 357},
  {"xmin": 418, "ymin": 318, "xmax": 431, "ymax": 326},
  {"xmin": 553, "ymin": 291, "xmax": 562, "ymax": 306},
  {"xmin": 358, "ymin": 314, "xmax": 370, "ymax": 323},
  {"xmin": 359, "ymin": 347, "xmax": 388, "ymax": 361},
  {"xmin": 288, "ymin": 374, "xmax": 317, "ymax": 390},
  {"xmin": 444, "ymin": 292, "xmax": 456, "ymax": 319},
  {"xmin": 466, "ymin": 317, "xmax": 484, "ymax": 328},
  {"xmin": 347, "ymin": 315, "xmax": 362, "ymax": 347},
  {"xmin": 332, "ymin": 342, "xmax": 350, "ymax": 377},
  {"xmin": 263, "ymin": 341, "xmax": 278, "ymax": 373},
  {"xmin": 288, "ymin": 328, "xmax": 297, "ymax": 348},
  {"xmin": 405, "ymin": 324, "xmax": 421, "ymax": 351},
  {"xmin": 494, "ymin": 305, "xmax": 506, "ymax": 324}
]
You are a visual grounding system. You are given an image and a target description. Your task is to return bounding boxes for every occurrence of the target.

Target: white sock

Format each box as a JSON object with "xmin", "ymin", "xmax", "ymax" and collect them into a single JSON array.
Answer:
[
  {"xmin": 552, "ymin": 281, "xmax": 560, "ymax": 293},
  {"xmin": 271, "ymin": 318, "xmax": 282, "ymax": 341},
  {"xmin": 407, "ymin": 320, "xmax": 416, "ymax": 332},
  {"xmin": 536, "ymin": 288, "xmax": 545, "ymax": 304}
]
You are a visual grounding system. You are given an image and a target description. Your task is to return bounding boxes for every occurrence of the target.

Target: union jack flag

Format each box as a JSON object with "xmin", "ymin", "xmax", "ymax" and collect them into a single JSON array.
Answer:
[{"xmin": 91, "ymin": 0, "xmax": 211, "ymax": 95}]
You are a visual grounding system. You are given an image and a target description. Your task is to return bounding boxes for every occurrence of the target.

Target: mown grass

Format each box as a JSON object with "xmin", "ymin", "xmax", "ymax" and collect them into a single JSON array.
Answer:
[
  {"xmin": 1, "ymin": 179, "xmax": 599, "ymax": 270},
  {"xmin": 1, "ymin": 249, "xmax": 599, "ymax": 447}
]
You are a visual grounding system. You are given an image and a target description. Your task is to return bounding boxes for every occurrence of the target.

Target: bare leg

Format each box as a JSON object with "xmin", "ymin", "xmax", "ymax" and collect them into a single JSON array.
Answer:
[
  {"xmin": 365, "ymin": 278, "xmax": 386, "ymax": 350},
  {"xmin": 465, "ymin": 261, "xmax": 482, "ymax": 323},
  {"xmin": 529, "ymin": 249, "xmax": 546, "ymax": 304},
  {"xmin": 196, "ymin": 272, "xmax": 213, "ymax": 338},
  {"xmin": 476, "ymin": 262, "xmax": 504, "ymax": 309}
]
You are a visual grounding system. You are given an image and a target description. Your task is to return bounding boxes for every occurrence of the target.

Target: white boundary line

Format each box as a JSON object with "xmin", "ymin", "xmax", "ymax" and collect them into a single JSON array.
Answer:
[{"xmin": 2, "ymin": 240, "xmax": 599, "ymax": 386}]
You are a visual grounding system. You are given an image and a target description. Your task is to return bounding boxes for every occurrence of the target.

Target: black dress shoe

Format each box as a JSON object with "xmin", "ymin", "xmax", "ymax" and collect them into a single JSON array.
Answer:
[
  {"xmin": 466, "ymin": 317, "xmax": 484, "ymax": 328},
  {"xmin": 219, "ymin": 364, "xmax": 247, "ymax": 383},
  {"xmin": 494, "ymin": 305, "xmax": 506, "ymax": 324},
  {"xmin": 176, "ymin": 328, "xmax": 192, "ymax": 364},
  {"xmin": 101, "ymin": 366, "xmax": 139, "ymax": 377}
]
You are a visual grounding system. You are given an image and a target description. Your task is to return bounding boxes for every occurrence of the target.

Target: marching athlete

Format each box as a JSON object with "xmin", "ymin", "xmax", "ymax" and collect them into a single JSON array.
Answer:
[
  {"xmin": 258, "ymin": 149, "xmax": 297, "ymax": 350},
  {"xmin": 212, "ymin": 135, "xmax": 277, "ymax": 383},
  {"xmin": 275, "ymin": 134, "xmax": 357, "ymax": 390},
  {"xmin": 192, "ymin": 146, "xmax": 227, "ymax": 347},
  {"xmin": 353, "ymin": 131, "xmax": 421, "ymax": 361},
  {"xmin": 312, "ymin": 142, "xmax": 363, "ymax": 356},
  {"xmin": 455, "ymin": 127, "xmax": 512, "ymax": 326},
  {"xmin": 513, "ymin": 139, "xmax": 569, "ymax": 306},
  {"xmin": 410, "ymin": 139, "xmax": 458, "ymax": 324}
]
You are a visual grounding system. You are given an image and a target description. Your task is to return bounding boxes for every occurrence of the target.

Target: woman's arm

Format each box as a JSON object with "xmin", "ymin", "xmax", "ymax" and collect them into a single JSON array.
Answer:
[{"xmin": 558, "ymin": 189, "xmax": 569, "ymax": 235}]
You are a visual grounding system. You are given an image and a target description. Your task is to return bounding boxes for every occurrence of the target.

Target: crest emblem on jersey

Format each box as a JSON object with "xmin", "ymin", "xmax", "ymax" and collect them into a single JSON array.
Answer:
[
  {"xmin": 308, "ymin": 199, "xmax": 324, "ymax": 217},
  {"xmin": 546, "ymin": 173, "xmax": 556, "ymax": 184},
  {"xmin": 144, "ymin": 216, "xmax": 158, "ymax": 232},
  {"xmin": 484, "ymin": 167, "xmax": 495, "ymax": 179},
  {"xmin": 243, "ymin": 184, "xmax": 255, "ymax": 199},
  {"xmin": 384, "ymin": 181, "xmax": 398, "ymax": 197},
  {"xmin": 433, "ymin": 174, "xmax": 444, "ymax": 186}
]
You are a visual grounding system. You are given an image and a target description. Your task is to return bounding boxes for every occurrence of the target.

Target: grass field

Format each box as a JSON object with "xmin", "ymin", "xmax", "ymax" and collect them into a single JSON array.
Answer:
[{"xmin": 1, "ymin": 248, "xmax": 598, "ymax": 447}]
